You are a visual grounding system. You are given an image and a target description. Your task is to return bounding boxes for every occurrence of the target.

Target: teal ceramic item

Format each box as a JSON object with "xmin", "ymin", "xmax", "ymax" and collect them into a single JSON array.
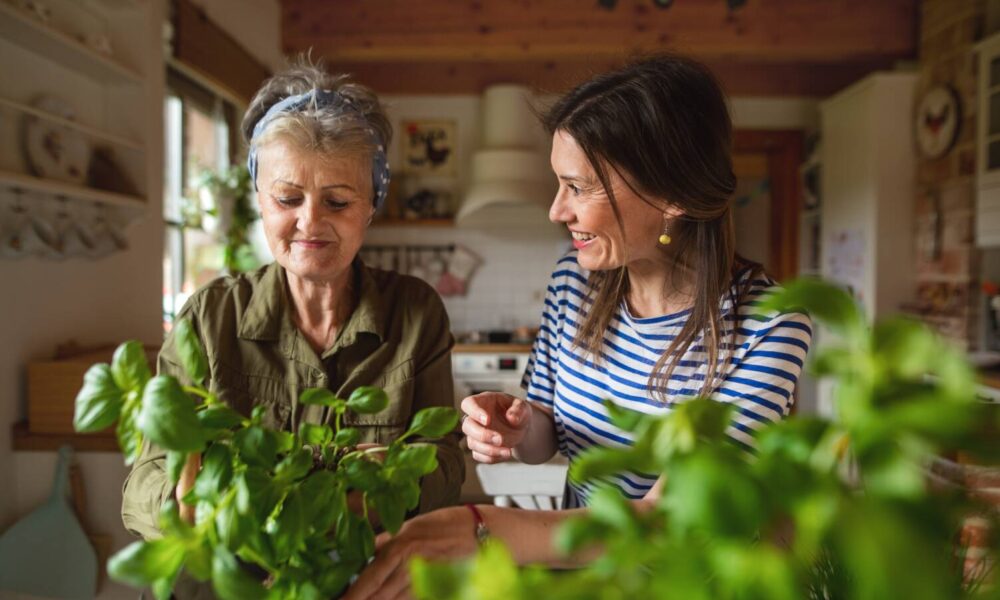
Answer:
[{"xmin": 0, "ymin": 445, "xmax": 97, "ymax": 598}]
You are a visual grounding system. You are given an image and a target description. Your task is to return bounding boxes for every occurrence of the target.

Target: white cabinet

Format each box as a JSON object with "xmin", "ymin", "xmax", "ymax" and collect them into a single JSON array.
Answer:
[
  {"xmin": 0, "ymin": 0, "xmax": 162, "ymax": 256},
  {"xmin": 816, "ymin": 72, "xmax": 917, "ymax": 417},
  {"xmin": 976, "ymin": 31, "xmax": 1000, "ymax": 246},
  {"xmin": 820, "ymin": 72, "xmax": 917, "ymax": 322}
]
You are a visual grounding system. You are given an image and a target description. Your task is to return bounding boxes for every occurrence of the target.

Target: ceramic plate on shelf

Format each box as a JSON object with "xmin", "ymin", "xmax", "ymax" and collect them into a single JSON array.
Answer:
[{"xmin": 22, "ymin": 96, "xmax": 91, "ymax": 185}]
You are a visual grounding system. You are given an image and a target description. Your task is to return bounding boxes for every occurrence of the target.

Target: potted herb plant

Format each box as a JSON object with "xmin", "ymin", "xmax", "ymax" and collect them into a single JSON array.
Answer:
[{"xmin": 73, "ymin": 319, "xmax": 459, "ymax": 599}]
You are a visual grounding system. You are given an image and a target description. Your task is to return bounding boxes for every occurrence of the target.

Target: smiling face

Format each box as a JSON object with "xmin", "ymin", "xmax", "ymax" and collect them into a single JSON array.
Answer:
[
  {"xmin": 549, "ymin": 130, "xmax": 677, "ymax": 272},
  {"xmin": 256, "ymin": 138, "xmax": 374, "ymax": 285}
]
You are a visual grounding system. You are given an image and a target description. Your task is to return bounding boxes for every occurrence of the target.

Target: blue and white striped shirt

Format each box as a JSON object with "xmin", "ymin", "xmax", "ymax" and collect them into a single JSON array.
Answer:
[{"xmin": 521, "ymin": 251, "xmax": 813, "ymax": 508}]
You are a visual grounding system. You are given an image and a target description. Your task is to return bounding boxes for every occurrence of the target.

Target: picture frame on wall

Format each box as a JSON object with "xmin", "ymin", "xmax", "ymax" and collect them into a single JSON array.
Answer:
[
  {"xmin": 394, "ymin": 120, "xmax": 459, "ymax": 220},
  {"xmin": 401, "ymin": 120, "xmax": 456, "ymax": 175}
]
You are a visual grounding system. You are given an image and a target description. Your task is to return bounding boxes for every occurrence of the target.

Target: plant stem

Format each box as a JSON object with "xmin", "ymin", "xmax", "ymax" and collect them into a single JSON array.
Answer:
[{"xmin": 184, "ymin": 386, "xmax": 212, "ymax": 401}]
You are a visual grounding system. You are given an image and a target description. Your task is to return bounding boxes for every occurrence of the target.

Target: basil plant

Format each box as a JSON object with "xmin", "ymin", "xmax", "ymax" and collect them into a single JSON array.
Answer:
[
  {"xmin": 411, "ymin": 279, "xmax": 1000, "ymax": 600},
  {"xmin": 73, "ymin": 319, "xmax": 459, "ymax": 599}
]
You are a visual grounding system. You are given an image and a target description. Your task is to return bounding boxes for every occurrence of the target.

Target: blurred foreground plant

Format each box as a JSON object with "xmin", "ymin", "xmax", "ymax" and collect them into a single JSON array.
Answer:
[
  {"xmin": 73, "ymin": 318, "xmax": 459, "ymax": 599},
  {"xmin": 412, "ymin": 279, "xmax": 1000, "ymax": 600}
]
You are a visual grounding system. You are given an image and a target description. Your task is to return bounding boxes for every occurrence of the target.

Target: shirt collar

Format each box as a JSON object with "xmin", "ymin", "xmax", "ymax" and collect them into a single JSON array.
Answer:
[{"xmin": 237, "ymin": 260, "xmax": 386, "ymax": 347}]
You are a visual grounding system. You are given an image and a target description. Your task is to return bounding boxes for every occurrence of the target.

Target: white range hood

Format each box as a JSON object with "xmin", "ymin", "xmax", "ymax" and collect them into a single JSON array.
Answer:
[{"xmin": 456, "ymin": 85, "xmax": 558, "ymax": 229}]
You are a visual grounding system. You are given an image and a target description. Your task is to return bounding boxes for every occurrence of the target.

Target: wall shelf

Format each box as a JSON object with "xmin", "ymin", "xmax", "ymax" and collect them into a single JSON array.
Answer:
[
  {"xmin": 0, "ymin": 170, "xmax": 145, "ymax": 208},
  {"xmin": 0, "ymin": 96, "xmax": 144, "ymax": 151},
  {"xmin": 12, "ymin": 421, "xmax": 118, "ymax": 452},
  {"xmin": 0, "ymin": 2, "xmax": 142, "ymax": 85}
]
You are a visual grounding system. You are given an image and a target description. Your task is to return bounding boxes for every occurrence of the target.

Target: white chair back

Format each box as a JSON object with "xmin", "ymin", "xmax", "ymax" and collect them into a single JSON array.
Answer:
[{"xmin": 475, "ymin": 459, "xmax": 568, "ymax": 510}]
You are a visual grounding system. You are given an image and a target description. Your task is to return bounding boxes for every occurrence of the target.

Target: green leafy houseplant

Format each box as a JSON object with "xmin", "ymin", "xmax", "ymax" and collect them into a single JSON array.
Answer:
[
  {"xmin": 411, "ymin": 280, "xmax": 1000, "ymax": 600},
  {"xmin": 73, "ymin": 318, "xmax": 460, "ymax": 599},
  {"xmin": 190, "ymin": 164, "xmax": 260, "ymax": 274}
]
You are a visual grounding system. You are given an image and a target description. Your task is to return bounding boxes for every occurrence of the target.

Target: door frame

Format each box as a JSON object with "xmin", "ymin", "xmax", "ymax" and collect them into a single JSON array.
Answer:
[{"xmin": 733, "ymin": 130, "xmax": 804, "ymax": 282}]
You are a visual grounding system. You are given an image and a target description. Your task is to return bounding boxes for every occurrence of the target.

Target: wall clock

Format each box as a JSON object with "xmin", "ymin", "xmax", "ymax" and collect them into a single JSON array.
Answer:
[{"xmin": 915, "ymin": 84, "xmax": 961, "ymax": 159}]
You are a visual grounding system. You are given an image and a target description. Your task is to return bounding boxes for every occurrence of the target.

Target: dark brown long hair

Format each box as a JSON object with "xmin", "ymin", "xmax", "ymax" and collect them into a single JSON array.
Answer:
[{"xmin": 543, "ymin": 54, "xmax": 763, "ymax": 401}]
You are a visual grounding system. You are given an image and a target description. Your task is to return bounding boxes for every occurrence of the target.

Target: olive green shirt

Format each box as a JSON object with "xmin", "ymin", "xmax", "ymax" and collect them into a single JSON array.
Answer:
[{"xmin": 121, "ymin": 261, "xmax": 464, "ymax": 541}]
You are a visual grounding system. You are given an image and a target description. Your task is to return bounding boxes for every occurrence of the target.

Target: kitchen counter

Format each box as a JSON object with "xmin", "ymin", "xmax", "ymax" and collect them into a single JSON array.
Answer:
[{"xmin": 453, "ymin": 343, "xmax": 533, "ymax": 354}]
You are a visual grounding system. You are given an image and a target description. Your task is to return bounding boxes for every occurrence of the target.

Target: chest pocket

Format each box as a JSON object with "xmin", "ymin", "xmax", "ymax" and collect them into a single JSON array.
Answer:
[
  {"xmin": 342, "ymin": 358, "xmax": 414, "ymax": 436},
  {"xmin": 210, "ymin": 361, "xmax": 293, "ymax": 430}
]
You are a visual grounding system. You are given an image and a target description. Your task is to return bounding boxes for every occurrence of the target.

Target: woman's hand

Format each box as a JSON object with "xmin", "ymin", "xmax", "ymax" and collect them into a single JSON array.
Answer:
[
  {"xmin": 460, "ymin": 392, "xmax": 532, "ymax": 463},
  {"xmin": 175, "ymin": 452, "xmax": 201, "ymax": 524},
  {"xmin": 342, "ymin": 506, "xmax": 479, "ymax": 600}
]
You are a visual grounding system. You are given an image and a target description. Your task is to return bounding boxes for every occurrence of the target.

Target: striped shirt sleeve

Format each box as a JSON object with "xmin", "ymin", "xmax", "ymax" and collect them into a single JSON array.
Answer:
[
  {"xmin": 715, "ymin": 309, "xmax": 813, "ymax": 453},
  {"xmin": 521, "ymin": 262, "xmax": 572, "ymax": 408}
]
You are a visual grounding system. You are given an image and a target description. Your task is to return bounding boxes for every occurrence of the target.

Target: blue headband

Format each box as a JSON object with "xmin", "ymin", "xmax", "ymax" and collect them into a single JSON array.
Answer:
[{"xmin": 247, "ymin": 88, "xmax": 390, "ymax": 210}]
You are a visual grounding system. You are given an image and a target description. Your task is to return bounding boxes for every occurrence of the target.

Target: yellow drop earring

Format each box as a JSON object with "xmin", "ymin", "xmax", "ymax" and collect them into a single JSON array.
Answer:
[{"xmin": 658, "ymin": 215, "xmax": 672, "ymax": 246}]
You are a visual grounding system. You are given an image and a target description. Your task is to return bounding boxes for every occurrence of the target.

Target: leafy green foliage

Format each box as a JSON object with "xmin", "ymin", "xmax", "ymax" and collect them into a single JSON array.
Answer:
[
  {"xmin": 73, "ymin": 318, "xmax": 459, "ymax": 599},
  {"xmin": 413, "ymin": 280, "xmax": 1000, "ymax": 600}
]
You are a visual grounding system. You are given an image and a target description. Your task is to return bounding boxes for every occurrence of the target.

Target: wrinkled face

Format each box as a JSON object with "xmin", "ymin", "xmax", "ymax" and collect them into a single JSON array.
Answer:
[
  {"xmin": 256, "ymin": 138, "xmax": 374, "ymax": 285},
  {"xmin": 549, "ymin": 130, "xmax": 676, "ymax": 271}
]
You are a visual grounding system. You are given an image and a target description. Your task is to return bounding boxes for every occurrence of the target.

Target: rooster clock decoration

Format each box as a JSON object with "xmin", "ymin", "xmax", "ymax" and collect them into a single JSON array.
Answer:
[
  {"xmin": 915, "ymin": 84, "xmax": 961, "ymax": 160},
  {"xmin": 402, "ymin": 120, "xmax": 455, "ymax": 175}
]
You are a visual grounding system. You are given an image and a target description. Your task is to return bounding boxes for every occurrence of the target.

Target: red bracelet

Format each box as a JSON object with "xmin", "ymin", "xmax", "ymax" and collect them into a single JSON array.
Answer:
[{"xmin": 464, "ymin": 503, "xmax": 490, "ymax": 546}]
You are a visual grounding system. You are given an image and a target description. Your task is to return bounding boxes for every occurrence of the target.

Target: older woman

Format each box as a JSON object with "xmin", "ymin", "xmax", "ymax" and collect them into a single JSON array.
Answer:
[
  {"xmin": 344, "ymin": 54, "xmax": 812, "ymax": 600},
  {"xmin": 122, "ymin": 62, "xmax": 464, "ymax": 545}
]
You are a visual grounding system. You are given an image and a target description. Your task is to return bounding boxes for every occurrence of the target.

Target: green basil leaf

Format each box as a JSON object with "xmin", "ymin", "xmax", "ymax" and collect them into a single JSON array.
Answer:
[
  {"xmin": 270, "ymin": 489, "xmax": 307, "ymax": 561},
  {"xmin": 211, "ymin": 545, "xmax": 267, "ymax": 600},
  {"xmin": 117, "ymin": 407, "xmax": 143, "ymax": 466},
  {"xmin": 603, "ymin": 399, "xmax": 645, "ymax": 433},
  {"xmin": 111, "ymin": 340, "xmax": 152, "ymax": 393},
  {"xmin": 300, "ymin": 423, "xmax": 333, "ymax": 447},
  {"xmin": 333, "ymin": 427, "xmax": 360, "ymax": 448},
  {"xmin": 216, "ymin": 500, "xmax": 251, "ymax": 551},
  {"xmin": 197, "ymin": 405, "xmax": 245, "ymax": 431},
  {"xmin": 403, "ymin": 407, "xmax": 460, "ymax": 439},
  {"xmin": 165, "ymin": 450, "xmax": 187, "ymax": 486},
  {"xmin": 386, "ymin": 443, "xmax": 438, "ymax": 479},
  {"xmin": 587, "ymin": 486, "xmax": 638, "ymax": 532},
  {"xmin": 299, "ymin": 388, "xmax": 342, "ymax": 407},
  {"xmin": 107, "ymin": 538, "xmax": 185, "ymax": 588},
  {"xmin": 298, "ymin": 470, "xmax": 344, "ymax": 534},
  {"xmin": 236, "ymin": 469, "xmax": 280, "ymax": 524},
  {"xmin": 334, "ymin": 511, "xmax": 375, "ymax": 563},
  {"xmin": 554, "ymin": 515, "xmax": 608, "ymax": 555},
  {"xmin": 193, "ymin": 443, "xmax": 233, "ymax": 501},
  {"xmin": 274, "ymin": 447, "xmax": 313, "ymax": 484},
  {"xmin": 138, "ymin": 376, "xmax": 205, "ymax": 452},
  {"xmin": 755, "ymin": 278, "xmax": 864, "ymax": 339},
  {"xmin": 74, "ymin": 364, "xmax": 124, "ymax": 432},
  {"xmin": 342, "ymin": 456, "xmax": 382, "ymax": 492},
  {"xmin": 173, "ymin": 318, "xmax": 208, "ymax": 384},
  {"xmin": 372, "ymin": 491, "xmax": 407, "ymax": 534},
  {"xmin": 346, "ymin": 386, "xmax": 389, "ymax": 414},
  {"xmin": 274, "ymin": 430, "xmax": 296, "ymax": 454},
  {"xmin": 233, "ymin": 426, "xmax": 277, "ymax": 469},
  {"xmin": 250, "ymin": 405, "xmax": 266, "ymax": 426}
]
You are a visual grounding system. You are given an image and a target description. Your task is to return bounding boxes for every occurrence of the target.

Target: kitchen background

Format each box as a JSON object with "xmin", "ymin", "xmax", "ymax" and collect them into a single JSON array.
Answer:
[{"xmin": 0, "ymin": 0, "xmax": 995, "ymax": 597}]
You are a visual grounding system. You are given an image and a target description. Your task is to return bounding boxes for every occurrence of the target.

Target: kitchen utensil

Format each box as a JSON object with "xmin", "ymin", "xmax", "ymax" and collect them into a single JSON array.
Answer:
[{"xmin": 0, "ymin": 445, "xmax": 97, "ymax": 598}]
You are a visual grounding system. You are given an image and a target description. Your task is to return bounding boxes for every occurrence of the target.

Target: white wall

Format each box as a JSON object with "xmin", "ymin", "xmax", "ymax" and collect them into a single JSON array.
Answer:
[{"xmin": 1, "ymin": 3, "xmax": 282, "ymax": 598}]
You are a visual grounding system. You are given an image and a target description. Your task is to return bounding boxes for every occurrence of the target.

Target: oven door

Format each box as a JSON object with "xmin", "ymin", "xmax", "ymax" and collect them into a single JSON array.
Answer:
[{"xmin": 453, "ymin": 376, "xmax": 525, "ymax": 407}]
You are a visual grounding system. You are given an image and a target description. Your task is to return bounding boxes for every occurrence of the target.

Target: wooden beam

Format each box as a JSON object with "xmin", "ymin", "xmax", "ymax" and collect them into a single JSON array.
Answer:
[
  {"xmin": 325, "ymin": 57, "xmax": 897, "ymax": 96},
  {"xmin": 282, "ymin": 0, "xmax": 916, "ymax": 65},
  {"xmin": 173, "ymin": 0, "xmax": 271, "ymax": 104}
]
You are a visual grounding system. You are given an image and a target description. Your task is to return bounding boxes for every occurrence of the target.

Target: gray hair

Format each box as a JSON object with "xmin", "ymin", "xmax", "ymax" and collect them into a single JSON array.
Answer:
[{"xmin": 241, "ymin": 58, "xmax": 392, "ymax": 168}]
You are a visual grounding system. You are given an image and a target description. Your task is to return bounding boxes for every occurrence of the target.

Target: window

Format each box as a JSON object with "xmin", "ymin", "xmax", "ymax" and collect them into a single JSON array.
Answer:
[{"xmin": 162, "ymin": 69, "xmax": 240, "ymax": 331}]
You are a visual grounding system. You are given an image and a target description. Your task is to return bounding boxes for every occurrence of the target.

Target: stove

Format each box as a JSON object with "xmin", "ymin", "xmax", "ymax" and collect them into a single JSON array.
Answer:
[{"xmin": 451, "ymin": 350, "xmax": 530, "ymax": 405}]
